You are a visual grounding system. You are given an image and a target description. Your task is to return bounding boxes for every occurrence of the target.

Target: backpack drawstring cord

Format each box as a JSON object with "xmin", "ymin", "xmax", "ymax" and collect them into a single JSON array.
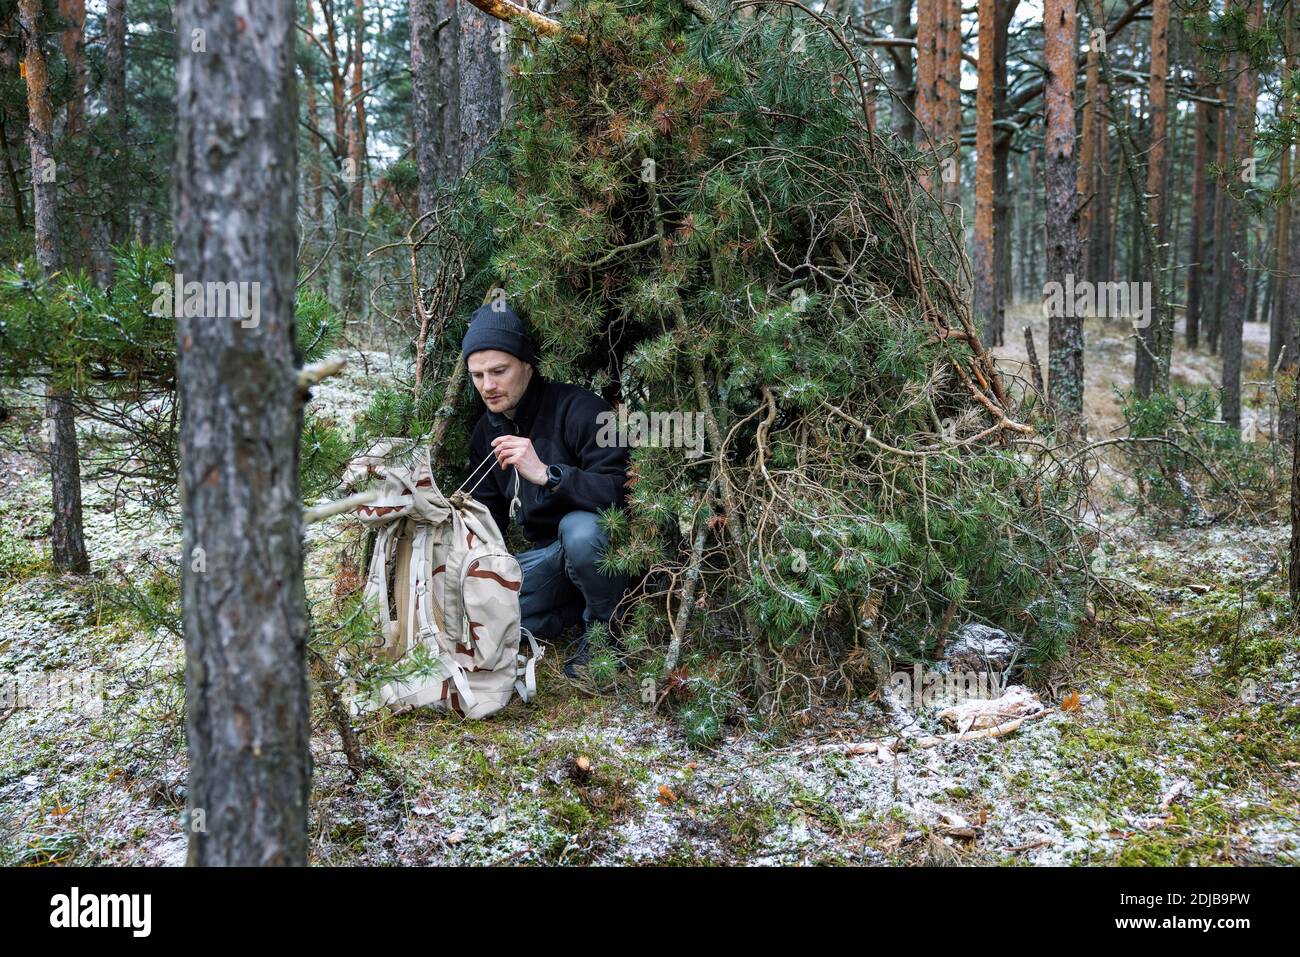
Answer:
[
  {"xmin": 456, "ymin": 449, "xmax": 500, "ymax": 497},
  {"xmin": 455, "ymin": 449, "xmax": 523, "ymax": 522},
  {"xmin": 509, "ymin": 467, "xmax": 521, "ymax": 521}
]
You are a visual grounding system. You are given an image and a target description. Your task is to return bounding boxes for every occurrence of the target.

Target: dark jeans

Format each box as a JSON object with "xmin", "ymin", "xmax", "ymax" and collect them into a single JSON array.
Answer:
[{"xmin": 517, "ymin": 510, "xmax": 628, "ymax": 640}]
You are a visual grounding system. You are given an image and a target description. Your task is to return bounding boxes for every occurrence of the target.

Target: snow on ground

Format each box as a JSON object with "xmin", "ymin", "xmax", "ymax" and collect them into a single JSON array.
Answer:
[{"xmin": 1, "ymin": 337, "xmax": 1297, "ymax": 865}]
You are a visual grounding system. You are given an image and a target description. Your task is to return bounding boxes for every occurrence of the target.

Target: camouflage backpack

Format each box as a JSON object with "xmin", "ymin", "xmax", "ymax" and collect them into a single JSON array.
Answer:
[{"xmin": 342, "ymin": 439, "xmax": 542, "ymax": 719}]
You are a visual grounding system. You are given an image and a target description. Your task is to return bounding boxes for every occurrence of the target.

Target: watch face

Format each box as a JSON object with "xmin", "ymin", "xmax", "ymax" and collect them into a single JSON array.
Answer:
[{"xmin": 547, "ymin": 465, "xmax": 562, "ymax": 487}]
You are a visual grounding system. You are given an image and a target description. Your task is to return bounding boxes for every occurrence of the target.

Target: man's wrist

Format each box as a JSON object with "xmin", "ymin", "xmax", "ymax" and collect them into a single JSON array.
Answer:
[{"xmin": 543, "ymin": 463, "xmax": 563, "ymax": 490}]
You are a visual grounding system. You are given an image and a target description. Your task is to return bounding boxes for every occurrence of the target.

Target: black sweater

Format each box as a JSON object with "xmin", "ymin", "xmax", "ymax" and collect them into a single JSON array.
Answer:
[{"xmin": 467, "ymin": 370, "xmax": 629, "ymax": 547}]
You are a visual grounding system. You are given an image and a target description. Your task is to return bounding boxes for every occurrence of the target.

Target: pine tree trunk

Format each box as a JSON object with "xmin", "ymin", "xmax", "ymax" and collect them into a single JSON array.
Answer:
[
  {"xmin": 174, "ymin": 0, "xmax": 310, "ymax": 867},
  {"xmin": 1044, "ymin": 0, "xmax": 1084, "ymax": 430},
  {"xmin": 1290, "ymin": 399, "xmax": 1300, "ymax": 605},
  {"xmin": 1186, "ymin": 9, "xmax": 1212, "ymax": 350},
  {"xmin": 21, "ymin": 0, "xmax": 90, "ymax": 574},
  {"xmin": 22, "ymin": 0, "xmax": 59, "ymax": 275},
  {"xmin": 1095, "ymin": 98, "xmax": 1110, "ymax": 282},
  {"xmin": 105, "ymin": 0, "xmax": 128, "ymax": 248},
  {"xmin": 58, "ymin": 0, "xmax": 91, "ymax": 272},
  {"xmin": 992, "ymin": 0, "xmax": 1016, "ymax": 325},
  {"xmin": 1281, "ymin": 19, "xmax": 1299, "ymax": 447},
  {"xmin": 0, "ymin": 9, "xmax": 23, "ymax": 231},
  {"xmin": 1284, "ymin": 141, "xmax": 1300, "ymax": 445},
  {"xmin": 1026, "ymin": 147, "xmax": 1041, "ymax": 299},
  {"xmin": 1106, "ymin": 120, "xmax": 1119, "ymax": 281},
  {"xmin": 456, "ymin": 1, "xmax": 503, "ymax": 176},
  {"xmin": 1126, "ymin": 164, "xmax": 1140, "ymax": 282},
  {"xmin": 0, "ymin": 116, "xmax": 26, "ymax": 230},
  {"xmin": 892, "ymin": 0, "xmax": 915, "ymax": 143},
  {"xmin": 303, "ymin": 0, "xmax": 325, "ymax": 223},
  {"xmin": 1210, "ymin": 71, "xmax": 1232, "ymax": 355},
  {"xmin": 1134, "ymin": 0, "xmax": 1169, "ymax": 398},
  {"xmin": 1, "ymin": 6, "xmax": 23, "ymax": 230},
  {"xmin": 1221, "ymin": 0, "xmax": 1262, "ymax": 430},
  {"xmin": 974, "ymin": 0, "xmax": 996, "ymax": 345},
  {"xmin": 57, "ymin": 0, "xmax": 86, "ymax": 136},
  {"xmin": 941, "ymin": 0, "xmax": 962, "ymax": 205},
  {"xmin": 1293, "ymin": 254, "xmax": 1300, "ymax": 606},
  {"xmin": 1291, "ymin": 214, "xmax": 1300, "ymax": 605},
  {"xmin": 915, "ymin": 0, "xmax": 937, "ymax": 146},
  {"xmin": 46, "ymin": 390, "xmax": 89, "ymax": 572},
  {"xmin": 1245, "ymin": 247, "xmax": 1259, "ymax": 324},
  {"xmin": 1077, "ymin": 0, "xmax": 1099, "ymax": 281},
  {"xmin": 437, "ymin": 0, "xmax": 460, "ymax": 184},
  {"xmin": 410, "ymin": 0, "xmax": 442, "ymax": 215},
  {"xmin": 348, "ymin": 0, "xmax": 367, "ymax": 215},
  {"xmin": 1168, "ymin": 107, "xmax": 1189, "ymax": 300},
  {"xmin": 1271, "ymin": 152, "xmax": 1290, "ymax": 369},
  {"xmin": 320, "ymin": 0, "xmax": 348, "ymax": 180}
]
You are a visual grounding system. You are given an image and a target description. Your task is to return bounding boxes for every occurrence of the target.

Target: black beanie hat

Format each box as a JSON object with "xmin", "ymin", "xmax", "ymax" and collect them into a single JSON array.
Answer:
[{"xmin": 460, "ymin": 300, "xmax": 538, "ymax": 365}]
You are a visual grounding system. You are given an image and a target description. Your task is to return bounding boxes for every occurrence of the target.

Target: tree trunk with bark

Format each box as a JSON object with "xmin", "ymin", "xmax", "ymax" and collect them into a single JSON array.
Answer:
[
  {"xmin": 437, "ymin": 0, "xmax": 460, "ymax": 184},
  {"xmin": 941, "ymin": 0, "xmax": 962, "ymax": 205},
  {"xmin": 1077, "ymin": 0, "xmax": 1099, "ymax": 281},
  {"xmin": 991, "ymin": 0, "xmax": 1017, "ymax": 331},
  {"xmin": 21, "ymin": 0, "xmax": 90, "ymax": 574},
  {"xmin": 104, "ymin": 0, "xmax": 128, "ymax": 249},
  {"xmin": 915, "ymin": 0, "xmax": 937, "ymax": 145},
  {"xmin": 1281, "ymin": 20, "xmax": 1299, "ymax": 447},
  {"xmin": 892, "ymin": 0, "xmax": 915, "ymax": 143},
  {"xmin": 0, "ymin": 8, "xmax": 24, "ymax": 231},
  {"xmin": 57, "ymin": 0, "xmax": 91, "ymax": 271},
  {"xmin": 455, "ymin": 1, "xmax": 503, "ymax": 176},
  {"xmin": 174, "ymin": 0, "xmax": 310, "ymax": 867},
  {"xmin": 1290, "ymin": 399, "xmax": 1300, "ymax": 605},
  {"xmin": 1044, "ymin": 0, "xmax": 1084, "ymax": 431},
  {"xmin": 410, "ymin": 0, "xmax": 443, "ymax": 216},
  {"xmin": 1185, "ymin": 5, "xmax": 1213, "ymax": 351},
  {"xmin": 1134, "ymin": 0, "xmax": 1170, "ymax": 398},
  {"xmin": 348, "ymin": 0, "xmax": 367, "ymax": 215},
  {"xmin": 1221, "ymin": 0, "xmax": 1263, "ymax": 430},
  {"xmin": 1210, "ymin": 71, "xmax": 1231, "ymax": 354},
  {"xmin": 1271, "ymin": 146, "xmax": 1290, "ymax": 369},
  {"xmin": 1291, "ymin": 143, "xmax": 1300, "ymax": 604},
  {"xmin": 975, "ymin": 0, "xmax": 996, "ymax": 344}
]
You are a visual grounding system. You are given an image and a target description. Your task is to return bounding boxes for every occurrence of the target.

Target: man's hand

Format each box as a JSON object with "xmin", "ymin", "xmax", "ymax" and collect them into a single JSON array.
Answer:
[{"xmin": 490, "ymin": 435, "xmax": 549, "ymax": 486}]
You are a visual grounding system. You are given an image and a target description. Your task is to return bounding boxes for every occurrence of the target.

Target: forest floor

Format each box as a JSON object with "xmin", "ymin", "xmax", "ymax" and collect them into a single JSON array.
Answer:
[{"xmin": 0, "ymin": 308, "xmax": 1297, "ymax": 866}]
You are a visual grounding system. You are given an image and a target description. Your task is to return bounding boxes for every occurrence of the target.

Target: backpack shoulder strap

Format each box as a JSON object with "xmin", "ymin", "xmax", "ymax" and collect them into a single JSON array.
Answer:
[
  {"xmin": 364, "ymin": 522, "xmax": 399, "ymax": 638},
  {"xmin": 514, "ymin": 627, "xmax": 544, "ymax": 703}
]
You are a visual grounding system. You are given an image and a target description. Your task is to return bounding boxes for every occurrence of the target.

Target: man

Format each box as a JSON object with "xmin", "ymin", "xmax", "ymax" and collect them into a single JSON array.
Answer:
[{"xmin": 462, "ymin": 300, "xmax": 629, "ymax": 678}]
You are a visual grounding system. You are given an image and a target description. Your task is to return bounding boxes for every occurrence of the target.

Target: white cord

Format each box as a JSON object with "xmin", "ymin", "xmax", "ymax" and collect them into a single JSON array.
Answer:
[{"xmin": 455, "ymin": 449, "xmax": 501, "ymax": 497}]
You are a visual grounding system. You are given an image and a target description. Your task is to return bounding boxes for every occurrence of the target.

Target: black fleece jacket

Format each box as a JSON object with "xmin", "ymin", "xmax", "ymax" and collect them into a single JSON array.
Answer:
[{"xmin": 467, "ymin": 370, "xmax": 628, "ymax": 547}]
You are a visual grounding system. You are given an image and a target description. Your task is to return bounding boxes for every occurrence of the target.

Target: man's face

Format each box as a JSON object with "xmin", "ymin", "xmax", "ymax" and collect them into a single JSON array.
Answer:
[{"xmin": 468, "ymin": 349, "xmax": 533, "ymax": 415}]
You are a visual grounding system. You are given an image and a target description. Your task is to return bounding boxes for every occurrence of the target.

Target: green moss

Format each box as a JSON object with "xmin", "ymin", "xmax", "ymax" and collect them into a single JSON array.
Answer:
[
  {"xmin": 1006, "ymin": 769, "xmax": 1032, "ymax": 789},
  {"xmin": 0, "ymin": 525, "xmax": 51, "ymax": 587},
  {"xmin": 548, "ymin": 796, "xmax": 593, "ymax": 832},
  {"xmin": 1112, "ymin": 800, "xmax": 1246, "ymax": 866},
  {"xmin": 1141, "ymin": 690, "xmax": 1180, "ymax": 716}
]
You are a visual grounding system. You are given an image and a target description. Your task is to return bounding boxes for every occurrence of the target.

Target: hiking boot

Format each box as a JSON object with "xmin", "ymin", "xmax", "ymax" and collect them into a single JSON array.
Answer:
[{"xmin": 562, "ymin": 631, "xmax": 593, "ymax": 680}]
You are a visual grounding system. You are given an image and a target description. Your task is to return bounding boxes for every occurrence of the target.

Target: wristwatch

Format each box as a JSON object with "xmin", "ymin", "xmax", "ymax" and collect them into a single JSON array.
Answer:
[{"xmin": 545, "ymin": 464, "xmax": 563, "ymax": 490}]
